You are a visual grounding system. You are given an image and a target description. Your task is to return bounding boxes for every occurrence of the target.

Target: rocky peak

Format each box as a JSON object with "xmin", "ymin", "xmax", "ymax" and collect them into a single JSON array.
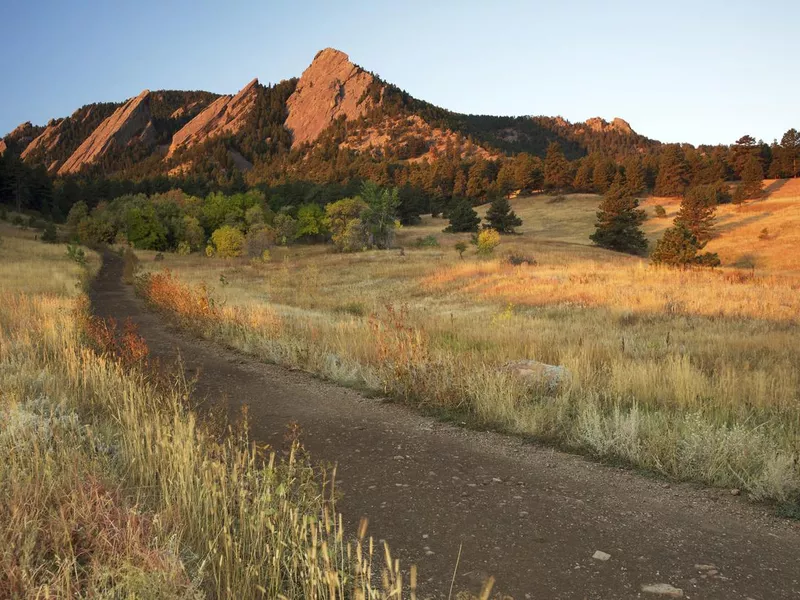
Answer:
[
  {"xmin": 611, "ymin": 117, "xmax": 633, "ymax": 134},
  {"xmin": 58, "ymin": 90, "xmax": 153, "ymax": 174},
  {"xmin": 21, "ymin": 119, "xmax": 66, "ymax": 161},
  {"xmin": 285, "ymin": 48, "xmax": 379, "ymax": 148},
  {"xmin": 167, "ymin": 78, "xmax": 259, "ymax": 157},
  {"xmin": 584, "ymin": 116, "xmax": 634, "ymax": 135}
]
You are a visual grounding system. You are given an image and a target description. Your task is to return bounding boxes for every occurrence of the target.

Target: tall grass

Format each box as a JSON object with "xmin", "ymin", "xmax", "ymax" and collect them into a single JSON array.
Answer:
[
  {"xmin": 0, "ymin": 234, "xmax": 420, "ymax": 598},
  {"xmin": 135, "ymin": 242, "xmax": 800, "ymax": 509}
]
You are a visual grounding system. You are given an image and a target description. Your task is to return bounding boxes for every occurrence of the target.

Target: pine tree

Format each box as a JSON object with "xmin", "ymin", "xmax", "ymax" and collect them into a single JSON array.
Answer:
[
  {"xmin": 731, "ymin": 135, "xmax": 758, "ymax": 177},
  {"xmin": 496, "ymin": 162, "xmax": 516, "ymax": 197},
  {"xmin": 781, "ymin": 128, "xmax": 800, "ymax": 177},
  {"xmin": 485, "ymin": 196, "xmax": 522, "ymax": 234},
  {"xmin": 452, "ymin": 168, "xmax": 467, "ymax": 198},
  {"xmin": 654, "ymin": 145, "xmax": 688, "ymax": 197},
  {"xmin": 592, "ymin": 157, "xmax": 615, "ymax": 194},
  {"xmin": 466, "ymin": 160, "xmax": 489, "ymax": 200},
  {"xmin": 444, "ymin": 199, "xmax": 480, "ymax": 233},
  {"xmin": 675, "ymin": 184, "xmax": 718, "ymax": 244},
  {"xmin": 623, "ymin": 156, "xmax": 645, "ymax": 196},
  {"xmin": 651, "ymin": 224, "xmax": 720, "ymax": 268},
  {"xmin": 589, "ymin": 173, "xmax": 648, "ymax": 254},
  {"xmin": 512, "ymin": 153, "xmax": 542, "ymax": 191},
  {"xmin": 740, "ymin": 154, "xmax": 764, "ymax": 199},
  {"xmin": 572, "ymin": 158, "xmax": 593, "ymax": 192},
  {"xmin": 543, "ymin": 142, "xmax": 572, "ymax": 191}
]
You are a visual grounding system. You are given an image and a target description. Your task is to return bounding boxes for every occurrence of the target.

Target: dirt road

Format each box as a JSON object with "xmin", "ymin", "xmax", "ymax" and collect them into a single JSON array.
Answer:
[{"xmin": 90, "ymin": 252, "xmax": 800, "ymax": 599}]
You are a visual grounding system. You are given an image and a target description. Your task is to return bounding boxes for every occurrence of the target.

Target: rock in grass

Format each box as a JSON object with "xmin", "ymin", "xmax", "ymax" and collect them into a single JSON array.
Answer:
[
  {"xmin": 641, "ymin": 583, "xmax": 684, "ymax": 597},
  {"xmin": 502, "ymin": 360, "xmax": 570, "ymax": 392},
  {"xmin": 592, "ymin": 550, "xmax": 611, "ymax": 561}
]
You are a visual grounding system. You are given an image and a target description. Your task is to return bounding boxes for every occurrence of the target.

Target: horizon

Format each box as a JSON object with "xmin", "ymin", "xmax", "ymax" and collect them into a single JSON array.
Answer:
[{"xmin": 1, "ymin": 0, "xmax": 797, "ymax": 147}]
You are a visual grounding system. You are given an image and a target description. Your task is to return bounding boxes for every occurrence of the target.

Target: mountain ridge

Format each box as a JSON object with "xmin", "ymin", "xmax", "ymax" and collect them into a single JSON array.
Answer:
[{"xmin": 2, "ymin": 48, "xmax": 656, "ymax": 180}]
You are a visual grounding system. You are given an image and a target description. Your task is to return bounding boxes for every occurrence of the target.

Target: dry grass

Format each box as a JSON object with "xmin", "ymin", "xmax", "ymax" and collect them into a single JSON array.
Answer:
[
  {"xmin": 0, "ymin": 231, "xmax": 420, "ymax": 599},
  {"xmin": 132, "ymin": 186, "xmax": 800, "ymax": 508},
  {"xmin": 642, "ymin": 178, "xmax": 800, "ymax": 272}
]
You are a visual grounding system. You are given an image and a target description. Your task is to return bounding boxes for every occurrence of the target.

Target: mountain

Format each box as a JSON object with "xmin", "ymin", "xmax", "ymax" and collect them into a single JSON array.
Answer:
[
  {"xmin": 168, "ymin": 78, "xmax": 260, "ymax": 157},
  {"xmin": 58, "ymin": 90, "xmax": 154, "ymax": 175},
  {"xmin": 285, "ymin": 47, "xmax": 379, "ymax": 148},
  {"xmin": 1, "ymin": 48, "xmax": 657, "ymax": 183}
]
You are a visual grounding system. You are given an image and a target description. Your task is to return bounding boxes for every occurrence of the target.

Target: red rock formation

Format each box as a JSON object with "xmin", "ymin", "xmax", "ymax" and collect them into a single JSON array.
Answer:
[
  {"xmin": 2, "ymin": 121, "xmax": 42, "ymax": 154},
  {"xmin": 584, "ymin": 117, "xmax": 634, "ymax": 135},
  {"xmin": 58, "ymin": 90, "xmax": 153, "ymax": 174},
  {"xmin": 21, "ymin": 119, "xmax": 65, "ymax": 161},
  {"xmin": 167, "ymin": 79, "xmax": 259, "ymax": 157},
  {"xmin": 285, "ymin": 48, "xmax": 378, "ymax": 148}
]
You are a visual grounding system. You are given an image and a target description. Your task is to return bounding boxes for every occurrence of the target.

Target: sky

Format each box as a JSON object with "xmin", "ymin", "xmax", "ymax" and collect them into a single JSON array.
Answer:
[{"xmin": 1, "ymin": 0, "xmax": 797, "ymax": 146}]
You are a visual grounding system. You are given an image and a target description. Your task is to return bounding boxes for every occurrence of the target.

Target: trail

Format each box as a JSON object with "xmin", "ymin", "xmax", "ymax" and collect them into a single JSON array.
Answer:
[{"xmin": 90, "ymin": 252, "xmax": 800, "ymax": 599}]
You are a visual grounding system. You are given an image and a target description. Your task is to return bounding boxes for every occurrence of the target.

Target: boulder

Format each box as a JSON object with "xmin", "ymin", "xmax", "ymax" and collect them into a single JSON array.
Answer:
[{"xmin": 502, "ymin": 360, "xmax": 570, "ymax": 392}]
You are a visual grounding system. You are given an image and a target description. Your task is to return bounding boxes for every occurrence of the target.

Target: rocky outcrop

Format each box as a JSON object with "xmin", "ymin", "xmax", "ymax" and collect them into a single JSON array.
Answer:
[
  {"xmin": 285, "ymin": 48, "xmax": 378, "ymax": 148},
  {"xmin": 58, "ymin": 90, "xmax": 153, "ymax": 174},
  {"xmin": 167, "ymin": 79, "xmax": 259, "ymax": 157},
  {"xmin": 584, "ymin": 117, "xmax": 634, "ymax": 135},
  {"xmin": 21, "ymin": 119, "xmax": 65, "ymax": 160},
  {"xmin": 2, "ymin": 121, "xmax": 42, "ymax": 154}
]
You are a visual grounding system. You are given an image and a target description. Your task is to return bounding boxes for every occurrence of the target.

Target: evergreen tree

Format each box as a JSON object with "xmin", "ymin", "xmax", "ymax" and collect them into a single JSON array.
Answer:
[
  {"xmin": 512, "ymin": 153, "xmax": 542, "ymax": 191},
  {"xmin": 781, "ymin": 128, "xmax": 799, "ymax": 177},
  {"xmin": 740, "ymin": 154, "xmax": 764, "ymax": 199},
  {"xmin": 675, "ymin": 184, "xmax": 718, "ymax": 244},
  {"xmin": 654, "ymin": 145, "xmax": 688, "ymax": 197},
  {"xmin": 623, "ymin": 156, "xmax": 645, "ymax": 196},
  {"xmin": 444, "ymin": 199, "xmax": 480, "ymax": 233},
  {"xmin": 731, "ymin": 135, "xmax": 758, "ymax": 177},
  {"xmin": 590, "ymin": 173, "xmax": 648, "ymax": 254},
  {"xmin": 484, "ymin": 196, "xmax": 522, "ymax": 234},
  {"xmin": 452, "ymin": 168, "xmax": 467, "ymax": 198},
  {"xmin": 651, "ymin": 224, "xmax": 720, "ymax": 268},
  {"xmin": 466, "ymin": 160, "xmax": 489, "ymax": 200},
  {"xmin": 592, "ymin": 157, "xmax": 615, "ymax": 194},
  {"xmin": 572, "ymin": 158, "xmax": 593, "ymax": 192},
  {"xmin": 496, "ymin": 161, "xmax": 516, "ymax": 197},
  {"xmin": 543, "ymin": 142, "xmax": 572, "ymax": 191}
]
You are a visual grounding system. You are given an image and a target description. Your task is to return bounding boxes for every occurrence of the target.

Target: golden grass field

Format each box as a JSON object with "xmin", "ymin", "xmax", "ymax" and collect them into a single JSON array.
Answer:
[
  {"xmin": 0, "ymin": 226, "xmax": 415, "ymax": 598},
  {"xmin": 134, "ymin": 180, "xmax": 800, "ymax": 509}
]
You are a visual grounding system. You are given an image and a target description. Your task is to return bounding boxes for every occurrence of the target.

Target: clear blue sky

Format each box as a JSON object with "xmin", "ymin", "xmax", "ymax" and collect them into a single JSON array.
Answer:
[{"xmin": 1, "ymin": 0, "xmax": 797, "ymax": 146}]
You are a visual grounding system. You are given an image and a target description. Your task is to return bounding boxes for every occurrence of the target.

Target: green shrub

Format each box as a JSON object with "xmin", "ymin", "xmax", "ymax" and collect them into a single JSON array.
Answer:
[
  {"xmin": 454, "ymin": 241, "xmax": 468, "ymax": 259},
  {"xmin": 504, "ymin": 250, "xmax": 537, "ymax": 266},
  {"xmin": 66, "ymin": 244, "xmax": 86, "ymax": 266},
  {"xmin": 413, "ymin": 235, "xmax": 440, "ymax": 248},
  {"xmin": 41, "ymin": 223, "xmax": 58, "ymax": 243},
  {"xmin": 654, "ymin": 205, "xmax": 667, "ymax": 218}
]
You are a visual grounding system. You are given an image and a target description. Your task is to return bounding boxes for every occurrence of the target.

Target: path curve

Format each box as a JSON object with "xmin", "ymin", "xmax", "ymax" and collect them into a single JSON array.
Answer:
[{"xmin": 90, "ymin": 252, "xmax": 800, "ymax": 599}]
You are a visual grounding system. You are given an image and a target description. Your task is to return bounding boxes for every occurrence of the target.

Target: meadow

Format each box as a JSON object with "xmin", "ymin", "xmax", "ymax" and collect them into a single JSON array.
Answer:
[
  {"xmin": 0, "ymin": 224, "xmax": 417, "ymax": 598},
  {"xmin": 134, "ymin": 184, "xmax": 800, "ymax": 510}
]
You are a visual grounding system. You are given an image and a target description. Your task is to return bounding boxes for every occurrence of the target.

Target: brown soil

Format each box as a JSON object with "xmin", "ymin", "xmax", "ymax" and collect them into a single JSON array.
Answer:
[{"xmin": 90, "ymin": 252, "xmax": 800, "ymax": 599}]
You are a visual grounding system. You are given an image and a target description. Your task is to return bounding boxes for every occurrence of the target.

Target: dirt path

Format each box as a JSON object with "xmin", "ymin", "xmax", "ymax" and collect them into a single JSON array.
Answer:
[{"xmin": 90, "ymin": 252, "xmax": 800, "ymax": 599}]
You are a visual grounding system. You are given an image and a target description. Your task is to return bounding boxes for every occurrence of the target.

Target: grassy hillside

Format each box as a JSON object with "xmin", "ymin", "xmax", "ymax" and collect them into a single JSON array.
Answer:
[
  {"xmin": 643, "ymin": 178, "xmax": 800, "ymax": 272},
  {"xmin": 133, "ymin": 187, "xmax": 800, "ymax": 510}
]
